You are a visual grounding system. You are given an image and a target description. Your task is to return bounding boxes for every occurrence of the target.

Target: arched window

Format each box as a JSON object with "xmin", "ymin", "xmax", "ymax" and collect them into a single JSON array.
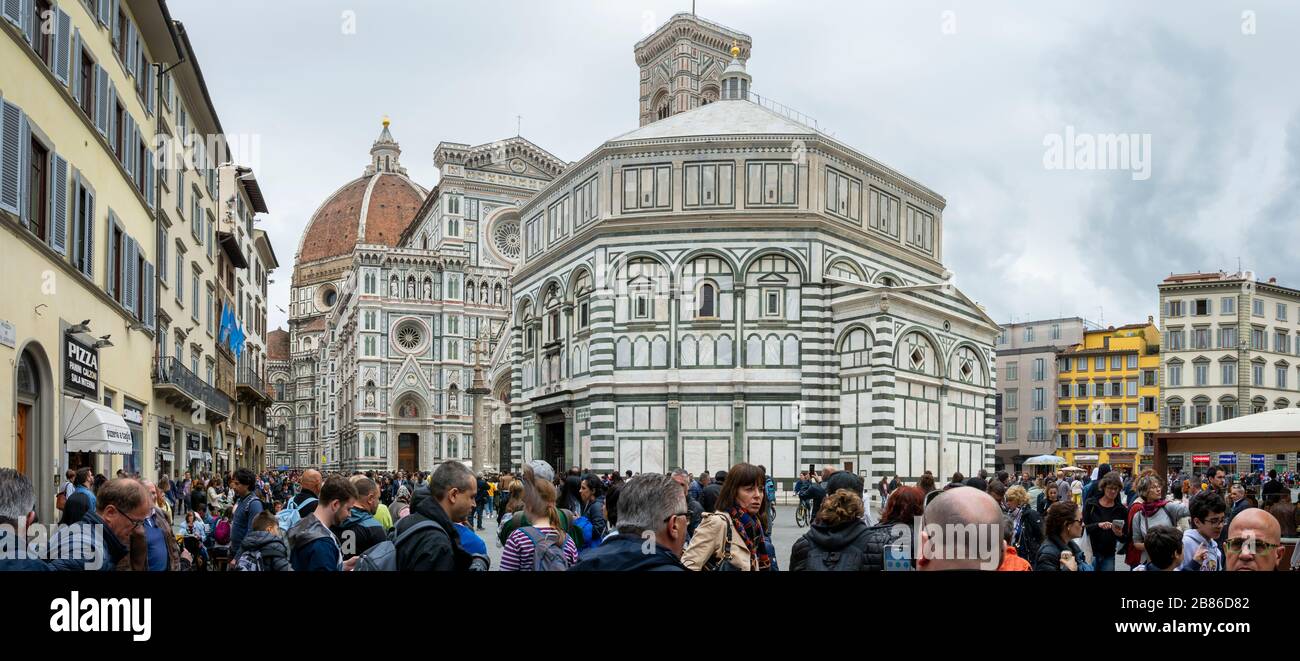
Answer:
[
  {"xmin": 545, "ymin": 284, "xmax": 562, "ymax": 343},
  {"xmin": 573, "ymin": 270, "xmax": 593, "ymax": 330},
  {"xmin": 698, "ymin": 282, "xmax": 717, "ymax": 318}
]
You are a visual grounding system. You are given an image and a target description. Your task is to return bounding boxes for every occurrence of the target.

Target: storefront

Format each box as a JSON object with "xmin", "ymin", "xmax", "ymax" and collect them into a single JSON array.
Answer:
[
  {"xmin": 1073, "ymin": 453, "xmax": 1100, "ymax": 474},
  {"xmin": 1192, "ymin": 454, "xmax": 1211, "ymax": 472},
  {"xmin": 1106, "ymin": 452, "xmax": 1137, "ymax": 477},
  {"xmin": 157, "ymin": 423, "xmax": 174, "ymax": 480},
  {"xmin": 1250, "ymin": 454, "xmax": 1267, "ymax": 473},
  {"xmin": 61, "ymin": 396, "xmax": 133, "ymax": 472},
  {"xmin": 1218, "ymin": 452, "xmax": 1238, "ymax": 475}
]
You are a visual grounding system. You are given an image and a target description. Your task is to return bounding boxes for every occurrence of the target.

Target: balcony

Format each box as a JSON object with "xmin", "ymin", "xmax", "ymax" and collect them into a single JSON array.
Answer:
[
  {"xmin": 152, "ymin": 357, "xmax": 231, "ymax": 421},
  {"xmin": 237, "ymin": 365, "xmax": 269, "ymax": 403}
]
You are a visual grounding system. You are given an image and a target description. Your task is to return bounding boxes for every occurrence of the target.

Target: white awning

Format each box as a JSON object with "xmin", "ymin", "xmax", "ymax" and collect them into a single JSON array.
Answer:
[
  {"xmin": 61, "ymin": 396, "xmax": 133, "ymax": 455},
  {"xmin": 158, "ymin": 451, "xmax": 174, "ymax": 461}
]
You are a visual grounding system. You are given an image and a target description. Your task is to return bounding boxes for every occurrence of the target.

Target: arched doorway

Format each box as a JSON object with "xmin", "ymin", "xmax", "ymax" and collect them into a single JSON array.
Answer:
[{"xmin": 15, "ymin": 343, "xmax": 55, "ymax": 519}]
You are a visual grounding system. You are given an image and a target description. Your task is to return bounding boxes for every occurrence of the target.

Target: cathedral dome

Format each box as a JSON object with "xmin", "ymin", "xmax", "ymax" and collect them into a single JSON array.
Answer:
[{"xmin": 295, "ymin": 120, "xmax": 427, "ymax": 265}]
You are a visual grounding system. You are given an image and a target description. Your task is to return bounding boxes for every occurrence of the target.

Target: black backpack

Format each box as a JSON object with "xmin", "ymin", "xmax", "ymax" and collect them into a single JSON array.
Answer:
[{"xmin": 803, "ymin": 543, "xmax": 867, "ymax": 571}]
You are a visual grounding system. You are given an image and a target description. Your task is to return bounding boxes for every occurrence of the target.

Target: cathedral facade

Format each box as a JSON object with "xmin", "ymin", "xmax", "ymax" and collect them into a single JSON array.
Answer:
[
  {"xmin": 507, "ymin": 14, "xmax": 999, "ymax": 496},
  {"xmin": 271, "ymin": 121, "xmax": 561, "ymax": 473}
]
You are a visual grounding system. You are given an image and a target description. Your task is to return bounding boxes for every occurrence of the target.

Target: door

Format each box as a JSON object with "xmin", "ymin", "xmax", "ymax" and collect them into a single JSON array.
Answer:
[
  {"xmin": 545, "ymin": 422, "xmax": 565, "ymax": 474},
  {"xmin": 398, "ymin": 433, "xmax": 419, "ymax": 473},
  {"xmin": 16, "ymin": 404, "xmax": 30, "ymax": 477}
]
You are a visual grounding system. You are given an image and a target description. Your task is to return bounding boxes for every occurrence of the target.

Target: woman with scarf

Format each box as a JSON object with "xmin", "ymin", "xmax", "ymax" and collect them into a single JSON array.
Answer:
[
  {"xmin": 1130, "ymin": 474, "xmax": 1190, "ymax": 567},
  {"xmin": 681, "ymin": 462, "xmax": 772, "ymax": 571}
]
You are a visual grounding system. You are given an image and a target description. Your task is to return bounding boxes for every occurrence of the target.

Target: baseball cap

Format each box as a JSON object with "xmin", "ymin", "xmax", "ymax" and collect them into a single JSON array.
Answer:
[{"xmin": 527, "ymin": 459, "xmax": 555, "ymax": 483}]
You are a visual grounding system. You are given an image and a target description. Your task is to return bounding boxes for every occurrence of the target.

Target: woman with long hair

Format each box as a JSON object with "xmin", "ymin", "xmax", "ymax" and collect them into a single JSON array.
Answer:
[
  {"xmin": 499, "ymin": 467, "xmax": 579, "ymax": 571},
  {"xmin": 681, "ymin": 463, "xmax": 771, "ymax": 571},
  {"xmin": 154, "ymin": 477, "xmax": 173, "ymax": 522},
  {"xmin": 1035, "ymin": 500, "xmax": 1091, "ymax": 571},
  {"xmin": 1004, "ymin": 484, "xmax": 1044, "ymax": 565}
]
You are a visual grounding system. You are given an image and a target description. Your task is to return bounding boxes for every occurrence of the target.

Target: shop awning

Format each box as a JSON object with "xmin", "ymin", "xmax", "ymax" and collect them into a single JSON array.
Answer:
[
  {"xmin": 158, "ymin": 451, "xmax": 175, "ymax": 461},
  {"xmin": 61, "ymin": 397, "xmax": 133, "ymax": 455}
]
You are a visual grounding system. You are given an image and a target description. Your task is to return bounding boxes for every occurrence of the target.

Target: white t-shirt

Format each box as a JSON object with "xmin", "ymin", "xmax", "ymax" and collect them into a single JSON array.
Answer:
[{"xmin": 61, "ymin": 481, "xmax": 76, "ymax": 498}]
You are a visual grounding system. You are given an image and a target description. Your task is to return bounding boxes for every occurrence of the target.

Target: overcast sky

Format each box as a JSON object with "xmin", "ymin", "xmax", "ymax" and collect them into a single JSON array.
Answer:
[{"xmin": 169, "ymin": 0, "xmax": 1300, "ymax": 333}]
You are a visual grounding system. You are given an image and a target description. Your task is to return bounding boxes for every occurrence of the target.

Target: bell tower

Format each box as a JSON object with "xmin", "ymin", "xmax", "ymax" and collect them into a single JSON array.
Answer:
[{"xmin": 634, "ymin": 13, "xmax": 752, "ymax": 126}]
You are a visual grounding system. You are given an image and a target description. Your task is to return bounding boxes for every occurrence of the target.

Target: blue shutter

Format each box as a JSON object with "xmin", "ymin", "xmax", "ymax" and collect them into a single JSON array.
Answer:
[
  {"xmin": 106, "ymin": 83, "xmax": 117, "ymax": 146},
  {"xmin": 53, "ymin": 8, "xmax": 70, "ymax": 83},
  {"xmin": 124, "ymin": 236, "xmax": 137, "ymax": 315},
  {"xmin": 143, "ymin": 260, "xmax": 154, "ymax": 330},
  {"xmin": 94, "ymin": 65, "xmax": 108, "ymax": 135},
  {"xmin": 50, "ymin": 152, "xmax": 68, "ymax": 255},
  {"xmin": 70, "ymin": 28, "xmax": 81, "ymax": 103},
  {"xmin": 21, "ymin": 0, "xmax": 35, "ymax": 47},
  {"xmin": 0, "ymin": 99, "xmax": 20, "ymax": 215},
  {"xmin": 1, "ymin": 0, "xmax": 19, "ymax": 27},
  {"xmin": 97, "ymin": 0, "xmax": 108, "ymax": 27},
  {"xmin": 105, "ymin": 211, "xmax": 116, "ymax": 297},
  {"xmin": 122, "ymin": 113, "xmax": 133, "ymax": 176},
  {"xmin": 15, "ymin": 111, "xmax": 29, "ymax": 229},
  {"xmin": 145, "ymin": 59, "xmax": 155, "ymax": 115},
  {"xmin": 82, "ymin": 184, "xmax": 95, "ymax": 279},
  {"xmin": 145, "ymin": 144, "xmax": 154, "ymax": 209}
]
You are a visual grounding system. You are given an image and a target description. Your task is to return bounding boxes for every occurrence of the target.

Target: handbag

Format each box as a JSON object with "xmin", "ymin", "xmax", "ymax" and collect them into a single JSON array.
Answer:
[{"xmin": 707, "ymin": 513, "xmax": 742, "ymax": 571}]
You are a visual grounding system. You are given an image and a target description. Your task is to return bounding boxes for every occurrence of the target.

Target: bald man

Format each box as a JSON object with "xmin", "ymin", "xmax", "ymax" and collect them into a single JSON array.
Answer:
[
  {"xmin": 292, "ymin": 469, "xmax": 322, "ymax": 518},
  {"xmin": 918, "ymin": 486, "xmax": 1004, "ymax": 571},
  {"xmin": 1224, "ymin": 508, "xmax": 1284, "ymax": 571}
]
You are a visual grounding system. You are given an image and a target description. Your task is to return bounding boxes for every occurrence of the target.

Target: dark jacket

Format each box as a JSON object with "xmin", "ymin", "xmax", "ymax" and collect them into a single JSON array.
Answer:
[
  {"xmin": 1034, "ymin": 536, "xmax": 1086, "ymax": 572},
  {"xmin": 568, "ymin": 533, "xmax": 687, "ymax": 571},
  {"xmin": 238, "ymin": 530, "xmax": 293, "ymax": 571},
  {"xmin": 582, "ymin": 497, "xmax": 608, "ymax": 541},
  {"xmin": 685, "ymin": 495, "xmax": 704, "ymax": 539},
  {"xmin": 394, "ymin": 487, "xmax": 470, "ymax": 571},
  {"xmin": 334, "ymin": 507, "xmax": 386, "ymax": 560},
  {"xmin": 790, "ymin": 519, "xmax": 906, "ymax": 572},
  {"xmin": 1011, "ymin": 507, "xmax": 1044, "ymax": 564},
  {"xmin": 700, "ymin": 483, "xmax": 723, "ymax": 513},
  {"xmin": 286, "ymin": 514, "xmax": 342, "ymax": 571},
  {"xmin": 189, "ymin": 488, "xmax": 208, "ymax": 515},
  {"xmin": 1082, "ymin": 496, "xmax": 1127, "ymax": 560},
  {"xmin": 47, "ymin": 510, "xmax": 130, "ymax": 571},
  {"xmin": 229, "ymin": 493, "xmax": 263, "ymax": 558}
]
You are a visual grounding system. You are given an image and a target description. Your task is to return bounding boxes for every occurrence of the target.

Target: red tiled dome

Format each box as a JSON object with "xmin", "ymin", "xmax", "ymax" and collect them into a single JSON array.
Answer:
[{"xmin": 296, "ymin": 171, "xmax": 425, "ymax": 264}]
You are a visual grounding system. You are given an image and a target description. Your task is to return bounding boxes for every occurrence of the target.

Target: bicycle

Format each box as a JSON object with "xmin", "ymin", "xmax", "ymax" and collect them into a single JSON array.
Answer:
[{"xmin": 794, "ymin": 498, "xmax": 811, "ymax": 528}]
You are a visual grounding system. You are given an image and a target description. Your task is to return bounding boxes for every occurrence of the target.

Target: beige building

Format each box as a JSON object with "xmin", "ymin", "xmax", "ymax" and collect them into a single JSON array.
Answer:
[
  {"xmin": 993, "ymin": 318, "xmax": 1087, "ymax": 471},
  {"xmin": 1159, "ymin": 270, "xmax": 1300, "ymax": 474},
  {"xmin": 2, "ymin": 0, "xmax": 175, "ymax": 520}
]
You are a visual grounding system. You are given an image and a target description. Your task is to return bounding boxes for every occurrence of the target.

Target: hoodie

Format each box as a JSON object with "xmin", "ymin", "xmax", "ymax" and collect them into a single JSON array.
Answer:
[
  {"xmin": 333, "ymin": 507, "xmax": 386, "ymax": 560},
  {"xmin": 789, "ymin": 518, "xmax": 894, "ymax": 571},
  {"xmin": 1181, "ymin": 528, "xmax": 1223, "ymax": 572},
  {"xmin": 568, "ymin": 533, "xmax": 687, "ymax": 571},
  {"xmin": 394, "ymin": 486, "xmax": 471, "ymax": 571},
  {"xmin": 238, "ymin": 530, "xmax": 293, "ymax": 571},
  {"xmin": 286, "ymin": 514, "xmax": 343, "ymax": 571}
]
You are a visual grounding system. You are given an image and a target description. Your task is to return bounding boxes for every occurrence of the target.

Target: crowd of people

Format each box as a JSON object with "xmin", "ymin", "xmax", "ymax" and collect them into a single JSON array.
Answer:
[{"xmin": 0, "ymin": 459, "xmax": 1295, "ymax": 572}]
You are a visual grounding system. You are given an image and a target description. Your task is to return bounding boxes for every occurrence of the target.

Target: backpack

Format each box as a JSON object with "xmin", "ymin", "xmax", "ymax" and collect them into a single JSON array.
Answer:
[
  {"xmin": 520, "ymin": 526, "xmax": 570, "ymax": 571},
  {"xmin": 214, "ymin": 519, "xmax": 231, "ymax": 545},
  {"xmin": 277, "ymin": 496, "xmax": 315, "ymax": 533},
  {"xmin": 572, "ymin": 516, "xmax": 601, "ymax": 551},
  {"xmin": 234, "ymin": 549, "xmax": 265, "ymax": 571},
  {"xmin": 354, "ymin": 519, "xmax": 438, "ymax": 571}
]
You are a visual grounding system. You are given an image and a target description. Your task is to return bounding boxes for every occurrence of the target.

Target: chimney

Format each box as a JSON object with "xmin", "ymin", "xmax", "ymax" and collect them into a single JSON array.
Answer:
[{"xmin": 1269, "ymin": 277, "xmax": 1277, "ymax": 284}]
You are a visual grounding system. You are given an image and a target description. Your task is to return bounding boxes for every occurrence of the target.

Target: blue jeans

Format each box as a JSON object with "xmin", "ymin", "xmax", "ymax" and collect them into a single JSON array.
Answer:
[{"xmin": 1093, "ymin": 554, "xmax": 1116, "ymax": 572}]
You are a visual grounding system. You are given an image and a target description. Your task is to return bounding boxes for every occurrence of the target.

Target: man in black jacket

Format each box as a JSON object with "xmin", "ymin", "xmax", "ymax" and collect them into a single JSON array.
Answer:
[
  {"xmin": 335, "ymin": 476, "xmax": 387, "ymax": 559},
  {"xmin": 570, "ymin": 473, "xmax": 688, "ymax": 571},
  {"xmin": 700, "ymin": 470, "xmax": 725, "ymax": 512},
  {"xmin": 292, "ymin": 469, "xmax": 322, "ymax": 518},
  {"xmin": 395, "ymin": 461, "xmax": 477, "ymax": 571}
]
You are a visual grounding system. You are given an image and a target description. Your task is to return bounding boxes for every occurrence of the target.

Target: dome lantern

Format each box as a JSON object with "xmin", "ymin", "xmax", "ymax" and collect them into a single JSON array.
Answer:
[
  {"xmin": 366, "ymin": 116, "xmax": 406, "ymax": 176},
  {"xmin": 720, "ymin": 40, "xmax": 751, "ymax": 101}
]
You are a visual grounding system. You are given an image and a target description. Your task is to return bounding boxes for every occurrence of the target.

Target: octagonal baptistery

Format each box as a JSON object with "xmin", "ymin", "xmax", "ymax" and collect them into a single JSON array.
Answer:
[{"xmin": 508, "ymin": 46, "xmax": 1000, "ymax": 499}]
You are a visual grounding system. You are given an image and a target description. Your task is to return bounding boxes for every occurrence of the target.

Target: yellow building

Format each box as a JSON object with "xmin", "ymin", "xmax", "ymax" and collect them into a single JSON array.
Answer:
[
  {"xmin": 2, "ymin": 0, "xmax": 175, "ymax": 520},
  {"xmin": 1055, "ymin": 319, "xmax": 1161, "ymax": 475}
]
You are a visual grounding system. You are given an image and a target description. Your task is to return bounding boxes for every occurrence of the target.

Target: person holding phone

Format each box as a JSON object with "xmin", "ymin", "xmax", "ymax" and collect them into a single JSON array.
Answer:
[
  {"xmin": 1083, "ymin": 472, "xmax": 1128, "ymax": 571},
  {"xmin": 1036, "ymin": 501, "xmax": 1091, "ymax": 571}
]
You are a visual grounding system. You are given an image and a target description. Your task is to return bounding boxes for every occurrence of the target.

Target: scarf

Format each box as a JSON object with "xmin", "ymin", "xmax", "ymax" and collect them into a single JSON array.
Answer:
[
  {"xmin": 1139, "ymin": 499, "xmax": 1168, "ymax": 518},
  {"xmin": 728, "ymin": 506, "xmax": 771, "ymax": 571}
]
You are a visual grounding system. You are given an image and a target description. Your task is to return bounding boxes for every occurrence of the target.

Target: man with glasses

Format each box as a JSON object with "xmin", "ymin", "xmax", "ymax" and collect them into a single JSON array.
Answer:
[
  {"xmin": 1181, "ymin": 491, "xmax": 1226, "ymax": 571},
  {"xmin": 570, "ymin": 473, "xmax": 689, "ymax": 571},
  {"xmin": 48, "ymin": 478, "xmax": 154, "ymax": 571},
  {"xmin": 1224, "ymin": 508, "xmax": 1285, "ymax": 571}
]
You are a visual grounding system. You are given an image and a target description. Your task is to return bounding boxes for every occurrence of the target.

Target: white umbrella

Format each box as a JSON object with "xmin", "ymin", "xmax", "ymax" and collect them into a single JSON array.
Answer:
[
  {"xmin": 1023, "ymin": 454, "xmax": 1065, "ymax": 466},
  {"xmin": 1058, "ymin": 465, "xmax": 1085, "ymax": 473}
]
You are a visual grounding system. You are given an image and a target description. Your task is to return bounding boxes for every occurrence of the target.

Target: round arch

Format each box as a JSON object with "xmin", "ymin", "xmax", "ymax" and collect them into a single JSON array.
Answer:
[
  {"xmin": 13, "ymin": 340, "xmax": 55, "ymax": 518},
  {"xmin": 739, "ymin": 247, "xmax": 809, "ymax": 281},
  {"xmin": 673, "ymin": 248, "xmax": 739, "ymax": 282}
]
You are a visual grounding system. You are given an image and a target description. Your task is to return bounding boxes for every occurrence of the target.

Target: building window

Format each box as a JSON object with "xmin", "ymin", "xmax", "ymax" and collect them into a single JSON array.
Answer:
[
  {"xmin": 1167, "ymin": 300, "xmax": 1184, "ymax": 317},
  {"xmin": 1032, "ymin": 358, "xmax": 1045, "ymax": 381},
  {"xmin": 1279, "ymin": 303, "xmax": 1288, "ymax": 321},
  {"xmin": 1005, "ymin": 362, "xmax": 1018, "ymax": 381},
  {"xmin": 684, "ymin": 162, "xmax": 736, "ymax": 209},
  {"xmin": 1051, "ymin": 324, "xmax": 1061, "ymax": 340},
  {"xmin": 868, "ymin": 187, "xmax": 900, "ymax": 237},
  {"xmin": 1252, "ymin": 328, "xmax": 1266, "ymax": 350},
  {"xmin": 1222, "ymin": 362, "xmax": 1236, "ymax": 385},
  {"xmin": 762, "ymin": 288, "xmax": 782, "ymax": 318},
  {"xmin": 1169, "ymin": 405, "xmax": 1183, "ymax": 427},
  {"xmin": 1253, "ymin": 299, "xmax": 1265, "ymax": 317},
  {"xmin": 1167, "ymin": 330, "xmax": 1185, "ymax": 350},
  {"xmin": 1192, "ymin": 328, "xmax": 1210, "ymax": 350},
  {"xmin": 1032, "ymin": 388, "xmax": 1045, "ymax": 410},
  {"xmin": 904, "ymin": 205, "xmax": 935, "ymax": 254},
  {"xmin": 1168, "ymin": 364, "xmax": 1182, "ymax": 386},
  {"xmin": 697, "ymin": 282, "xmax": 717, "ymax": 318},
  {"xmin": 1004, "ymin": 419, "xmax": 1017, "ymax": 441},
  {"xmin": 1143, "ymin": 369, "xmax": 1156, "ymax": 386},
  {"xmin": 1194, "ymin": 363, "xmax": 1208, "ymax": 386},
  {"xmin": 1193, "ymin": 299, "xmax": 1211, "ymax": 316},
  {"xmin": 1059, "ymin": 383, "xmax": 1070, "ymax": 398},
  {"xmin": 1253, "ymin": 363, "xmax": 1265, "ymax": 386},
  {"xmin": 1278, "ymin": 366, "xmax": 1289, "ymax": 389},
  {"xmin": 1219, "ymin": 326, "xmax": 1237, "ymax": 348},
  {"xmin": 1005, "ymin": 390, "xmax": 1018, "ymax": 410},
  {"xmin": 1095, "ymin": 356, "xmax": 1106, "ymax": 371},
  {"xmin": 1059, "ymin": 357, "xmax": 1072, "ymax": 372},
  {"xmin": 1221, "ymin": 297, "xmax": 1235, "ymax": 315},
  {"xmin": 1025, "ymin": 327, "xmax": 1035, "ymax": 342},
  {"xmin": 745, "ymin": 161, "xmax": 797, "ymax": 207},
  {"xmin": 623, "ymin": 165, "xmax": 672, "ymax": 211},
  {"xmin": 1111, "ymin": 355, "xmax": 1123, "ymax": 370}
]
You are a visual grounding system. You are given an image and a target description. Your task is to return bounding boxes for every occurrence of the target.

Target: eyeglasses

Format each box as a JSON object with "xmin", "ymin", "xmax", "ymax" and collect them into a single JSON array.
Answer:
[
  {"xmin": 1224, "ymin": 537, "xmax": 1281, "ymax": 554},
  {"xmin": 118, "ymin": 509, "xmax": 150, "ymax": 529},
  {"xmin": 1203, "ymin": 516, "xmax": 1226, "ymax": 526}
]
